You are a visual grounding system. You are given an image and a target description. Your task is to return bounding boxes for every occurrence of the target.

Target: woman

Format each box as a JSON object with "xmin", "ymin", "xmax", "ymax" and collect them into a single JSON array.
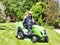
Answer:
[{"xmin": 23, "ymin": 11, "xmax": 34, "ymax": 34}]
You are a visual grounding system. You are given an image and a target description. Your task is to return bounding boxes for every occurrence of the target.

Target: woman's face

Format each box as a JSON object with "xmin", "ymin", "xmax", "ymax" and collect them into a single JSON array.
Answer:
[{"xmin": 28, "ymin": 13, "xmax": 32, "ymax": 16}]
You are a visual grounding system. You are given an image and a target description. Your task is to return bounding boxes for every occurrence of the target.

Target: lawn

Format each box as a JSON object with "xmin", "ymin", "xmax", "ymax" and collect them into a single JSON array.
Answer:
[{"xmin": 0, "ymin": 23, "xmax": 60, "ymax": 45}]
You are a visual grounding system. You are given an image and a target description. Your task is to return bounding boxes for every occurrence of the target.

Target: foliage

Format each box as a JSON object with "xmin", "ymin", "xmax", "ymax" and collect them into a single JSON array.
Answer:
[
  {"xmin": 2, "ymin": 0, "xmax": 24, "ymax": 21},
  {"xmin": 38, "ymin": 15, "xmax": 44, "ymax": 25},
  {"xmin": 0, "ymin": 2, "xmax": 6, "ymax": 23},
  {"xmin": 0, "ymin": 18, "xmax": 6, "ymax": 23},
  {"xmin": 1, "ymin": 0, "xmax": 41, "ymax": 21},
  {"xmin": 53, "ymin": 22, "xmax": 59, "ymax": 28},
  {"xmin": 16, "ymin": 10, "xmax": 24, "ymax": 21},
  {"xmin": 30, "ymin": 2, "xmax": 46, "ymax": 25},
  {"xmin": 0, "ymin": 13, "xmax": 6, "ymax": 23}
]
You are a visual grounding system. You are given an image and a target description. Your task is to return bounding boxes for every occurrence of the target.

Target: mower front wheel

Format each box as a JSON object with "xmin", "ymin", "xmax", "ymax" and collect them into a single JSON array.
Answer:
[
  {"xmin": 44, "ymin": 36, "xmax": 48, "ymax": 42},
  {"xmin": 31, "ymin": 36, "xmax": 37, "ymax": 43}
]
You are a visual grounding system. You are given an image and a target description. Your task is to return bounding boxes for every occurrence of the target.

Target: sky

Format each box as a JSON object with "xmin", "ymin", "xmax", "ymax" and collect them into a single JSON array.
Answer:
[
  {"xmin": 57, "ymin": 0, "xmax": 60, "ymax": 8},
  {"xmin": 57, "ymin": 0, "xmax": 60, "ymax": 4}
]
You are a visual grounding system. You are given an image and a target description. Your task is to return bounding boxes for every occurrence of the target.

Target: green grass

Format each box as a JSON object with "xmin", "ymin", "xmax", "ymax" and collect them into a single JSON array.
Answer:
[{"xmin": 0, "ymin": 23, "xmax": 60, "ymax": 45}]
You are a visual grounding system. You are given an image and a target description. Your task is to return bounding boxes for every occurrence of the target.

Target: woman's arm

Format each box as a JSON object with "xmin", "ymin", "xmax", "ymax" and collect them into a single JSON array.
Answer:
[{"xmin": 32, "ymin": 18, "xmax": 38, "ymax": 25}]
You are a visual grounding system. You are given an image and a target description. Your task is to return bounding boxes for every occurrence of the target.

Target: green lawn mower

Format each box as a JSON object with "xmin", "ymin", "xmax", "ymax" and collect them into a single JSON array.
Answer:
[{"xmin": 16, "ymin": 21, "xmax": 48, "ymax": 43}]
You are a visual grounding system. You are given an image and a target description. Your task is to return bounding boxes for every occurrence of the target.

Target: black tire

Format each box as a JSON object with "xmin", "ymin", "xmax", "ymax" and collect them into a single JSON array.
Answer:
[
  {"xmin": 17, "ymin": 32, "xmax": 24, "ymax": 39},
  {"xmin": 44, "ymin": 36, "xmax": 48, "ymax": 42},
  {"xmin": 31, "ymin": 36, "xmax": 37, "ymax": 43}
]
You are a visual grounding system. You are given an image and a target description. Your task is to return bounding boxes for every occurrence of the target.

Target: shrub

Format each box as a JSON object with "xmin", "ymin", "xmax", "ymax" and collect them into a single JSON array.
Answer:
[{"xmin": 53, "ymin": 18, "xmax": 60, "ymax": 28}]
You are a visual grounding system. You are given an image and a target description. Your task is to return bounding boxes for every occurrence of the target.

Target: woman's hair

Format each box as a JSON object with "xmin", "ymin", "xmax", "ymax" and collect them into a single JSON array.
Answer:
[
  {"xmin": 28, "ymin": 11, "xmax": 32, "ymax": 14},
  {"xmin": 28, "ymin": 11, "xmax": 32, "ymax": 15}
]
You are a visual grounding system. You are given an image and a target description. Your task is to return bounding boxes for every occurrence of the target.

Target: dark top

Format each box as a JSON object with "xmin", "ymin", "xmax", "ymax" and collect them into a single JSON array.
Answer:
[{"xmin": 23, "ymin": 15, "xmax": 32, "ymax": 25}]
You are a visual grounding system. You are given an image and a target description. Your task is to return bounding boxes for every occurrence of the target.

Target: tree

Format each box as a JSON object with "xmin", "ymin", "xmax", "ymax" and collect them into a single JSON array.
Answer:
[{"xmin": 44, "ymin": 0, "xmax": 59, "ymax": 25}]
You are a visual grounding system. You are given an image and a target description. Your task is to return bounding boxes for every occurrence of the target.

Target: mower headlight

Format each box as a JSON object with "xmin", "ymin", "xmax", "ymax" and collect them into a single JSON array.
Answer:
[{"xmin": 44, "ymin": 29, "xmax": 47, "ymax": 34}]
